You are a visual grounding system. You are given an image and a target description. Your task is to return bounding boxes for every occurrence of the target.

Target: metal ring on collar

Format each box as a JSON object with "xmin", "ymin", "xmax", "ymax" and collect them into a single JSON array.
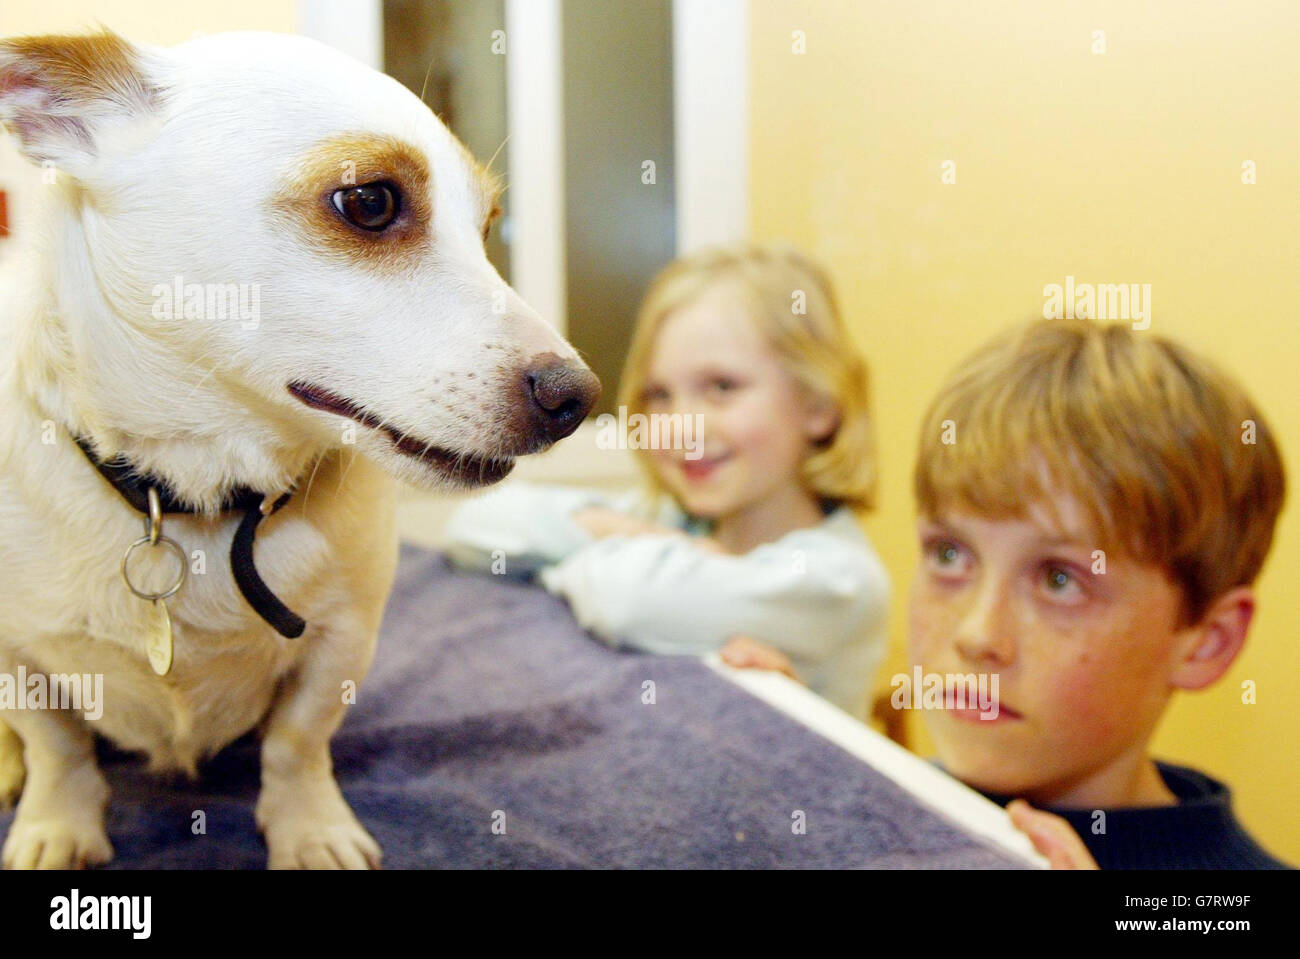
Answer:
[{"xmin": 121, "ymin": 534, "xmax": 187, "ymax": 602}]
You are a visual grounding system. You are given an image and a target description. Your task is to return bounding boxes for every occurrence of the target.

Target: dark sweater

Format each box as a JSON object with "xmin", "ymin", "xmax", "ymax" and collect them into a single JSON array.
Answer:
[{"xmin": 974, "ymin": 761, "xmax": 1291, "ymax": 870}]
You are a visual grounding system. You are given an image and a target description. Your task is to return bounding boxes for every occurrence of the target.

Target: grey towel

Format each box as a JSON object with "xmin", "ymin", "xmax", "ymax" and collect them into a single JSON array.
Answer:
[{"xmin": 0, "ymin": 543, "xmax": 1025, "ymax": 868}]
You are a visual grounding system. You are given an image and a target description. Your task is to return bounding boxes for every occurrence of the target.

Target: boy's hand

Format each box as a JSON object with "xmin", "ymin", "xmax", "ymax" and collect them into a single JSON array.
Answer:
[
  {"xmin": 720, "ymin": 635, "xmax": 799, "ymax": 681},
  {"xmin": 1006, "ymin": 799, "xmax": 1100, "ymax": 870}
]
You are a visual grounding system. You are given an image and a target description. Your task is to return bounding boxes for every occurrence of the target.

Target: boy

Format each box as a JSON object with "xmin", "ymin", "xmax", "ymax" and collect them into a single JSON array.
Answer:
[
  {"xmin": 906, "ymin": 317, "xmax": 1288, "ymax": 868},
  {"xmin": 726, "ymin": 316, "xmax": 1289, "ymax": 868}
]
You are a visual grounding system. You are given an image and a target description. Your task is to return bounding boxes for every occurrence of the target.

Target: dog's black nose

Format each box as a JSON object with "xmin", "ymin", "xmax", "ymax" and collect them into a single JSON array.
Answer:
[{"xmin": 526, "ymin": 361, "xmax": 601, "ymax": 442}]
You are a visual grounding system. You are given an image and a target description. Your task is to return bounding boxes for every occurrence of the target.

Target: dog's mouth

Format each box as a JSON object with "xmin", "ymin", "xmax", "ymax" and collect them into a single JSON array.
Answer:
[{"xmin": 287, "ymin": 380, "xmax": 515, "ymax": 485}]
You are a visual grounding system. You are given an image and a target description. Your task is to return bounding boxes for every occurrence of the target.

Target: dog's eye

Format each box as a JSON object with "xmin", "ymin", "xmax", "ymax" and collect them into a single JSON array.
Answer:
[{"xmin": 331, "ymin": 183, "xmax": 399, "ymax": 231}]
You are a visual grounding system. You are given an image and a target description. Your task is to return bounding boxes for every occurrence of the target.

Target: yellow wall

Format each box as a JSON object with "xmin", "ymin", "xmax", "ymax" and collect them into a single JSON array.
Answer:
[
  {"xmin": 750, "ymin": 0, "xmax": 1300, "ymax": 861},
  {"xmin": 0, "ymin": 0, "xmax": 295, "ymax": 41}
]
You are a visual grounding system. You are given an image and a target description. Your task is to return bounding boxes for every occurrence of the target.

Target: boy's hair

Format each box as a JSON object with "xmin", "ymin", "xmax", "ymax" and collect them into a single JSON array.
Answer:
[
  {"xmin": 617, "ymin": 241, "xmax": 877, "ymax": 510},
  {"xmin": 914, "ymin": 317, "xmax": 1286, "ymax": 625}
]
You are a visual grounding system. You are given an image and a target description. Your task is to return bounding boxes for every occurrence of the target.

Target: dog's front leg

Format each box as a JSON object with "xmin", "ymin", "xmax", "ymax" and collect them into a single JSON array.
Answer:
[
  {"xmin": 0, "ymin": 707, "xmax": 112, "ymax": 869},
  {"xmin": 255, "ymin": 624, "xmax": 381, "ymax": 869},
  {"xmin": 0, "ymin": 719, "xmax": 25, "ymax": 809}
]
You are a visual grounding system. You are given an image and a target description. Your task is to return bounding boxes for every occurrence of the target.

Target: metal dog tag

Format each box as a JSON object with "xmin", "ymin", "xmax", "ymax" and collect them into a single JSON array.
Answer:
[
  {"xmin": 146, "ymin": 598, "xmax": 174, "ymax": 677},
  {"xmin": 122, "ymin": 487, "xmax": 186, "ymax": 678}
]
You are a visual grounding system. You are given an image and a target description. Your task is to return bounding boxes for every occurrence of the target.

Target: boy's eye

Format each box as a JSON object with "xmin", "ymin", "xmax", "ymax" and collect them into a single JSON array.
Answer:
[
  {"xmin": 1040, "ymin": 563, "xmax": 1085, "ymax": 600},
  {"xmin": 924, "ymin": 539, "xmax": 971, "ymax": 578},
  {"xmin": 706, "ymin": 377, "xmax": 739, "ymax": 396}
]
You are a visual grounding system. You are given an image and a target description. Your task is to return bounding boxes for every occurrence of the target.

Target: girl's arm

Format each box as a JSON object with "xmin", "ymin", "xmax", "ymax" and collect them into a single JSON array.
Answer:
[
  {"xmin": 441, "ymin": 481, "xmax": 638, "ymax": 578},
  {"xmin": 569, "ymin": 506, "xmax": 727, "ymax": 552},
  {"xmin": 536, "ymin": 528, "xmax": 889, "ymax": 668}
]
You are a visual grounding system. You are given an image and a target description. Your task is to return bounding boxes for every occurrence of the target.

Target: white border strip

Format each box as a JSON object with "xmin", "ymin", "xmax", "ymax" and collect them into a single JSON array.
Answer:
[
  {"xmin": 672, "ymin": 0, "xmax": 750, "ymax": 253},
  {"xmin": 505, "ymin": 0, "xmax": 567, "ymax": 334},
  {"xmin": 704, "ymin": 653, "xmax": 1049, "ymax": 868}
]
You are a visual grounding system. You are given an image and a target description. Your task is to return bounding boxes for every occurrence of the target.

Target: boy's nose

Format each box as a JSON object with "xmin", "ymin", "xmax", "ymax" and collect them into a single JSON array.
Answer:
[{"xmin": 953, "ymin": 584, "xmax": 1015, "ymax": 664}]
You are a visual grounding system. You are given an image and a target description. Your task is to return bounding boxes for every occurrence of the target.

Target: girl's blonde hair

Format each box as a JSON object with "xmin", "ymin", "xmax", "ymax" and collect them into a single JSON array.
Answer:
[{"xmin": 616, "ymin": 241, "xmax": 877, "ymax": 511}]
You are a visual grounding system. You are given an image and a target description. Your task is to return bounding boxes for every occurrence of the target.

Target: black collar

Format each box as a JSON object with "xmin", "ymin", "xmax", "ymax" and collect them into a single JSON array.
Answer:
[{"xmin": 72, "ymin": 433, "xmax": 307, "ymax": 639}]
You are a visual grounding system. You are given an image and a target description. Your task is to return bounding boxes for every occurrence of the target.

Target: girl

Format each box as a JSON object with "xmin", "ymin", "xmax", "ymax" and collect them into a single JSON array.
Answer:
[{"xmin": 442, "ymin": 243, "xmax": 889, "ymax": 719}]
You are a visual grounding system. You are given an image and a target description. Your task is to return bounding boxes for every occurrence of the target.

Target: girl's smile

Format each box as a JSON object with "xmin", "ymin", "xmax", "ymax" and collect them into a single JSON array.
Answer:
[{"xmin": 680, "ymin": 451, "xmax": 732, "ymax": 483}]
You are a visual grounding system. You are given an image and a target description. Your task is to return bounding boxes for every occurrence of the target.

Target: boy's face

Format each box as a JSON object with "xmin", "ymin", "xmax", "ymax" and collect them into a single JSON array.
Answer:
[{"xmin": 908, "ymin": 497, "xmax": 1194, "ymax": 805}]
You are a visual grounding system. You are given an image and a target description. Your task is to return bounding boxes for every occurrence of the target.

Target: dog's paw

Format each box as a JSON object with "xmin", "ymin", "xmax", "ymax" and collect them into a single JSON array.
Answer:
[
  {"xmin": 0, "ymin": 726, "xmax": 24, "ymax": 810},
  {"xmin": 2, "ymin": 815, "xmax": 114, "ymax": 870},
  {"xmin": 257, "ymin": 774, "xmax": 382, "ymax": 869},
  {"xmin": 263, "ymin": 817, "xmax": 382, "ymax": 870}
]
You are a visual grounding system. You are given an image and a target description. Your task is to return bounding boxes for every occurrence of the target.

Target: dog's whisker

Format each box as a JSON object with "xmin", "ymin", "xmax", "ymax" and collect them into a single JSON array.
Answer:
[
  {"xmin": 485, "ymin": 135, "xmax": 509, "ymax": 174},
  {"xmin": 336, "ymin": 444, "xmax": 360, "ymax": 495},
  {"xmin": 418, "ymin": 56, "xmax": 437, "ymax": 105},
  {"xmin": 300, "ymin": 449, "xmax": 326, "ymax": 515},
  {"xmin": 167, "ymin": 348, "xmax": 220, "ymax": 393},
  {"xmin": 179, "ymin": 363, "xmax": 221, "ymax": 404},
  {"xmin": 173, "ymin": 345, "xmax": 236, "ymax": 403}
]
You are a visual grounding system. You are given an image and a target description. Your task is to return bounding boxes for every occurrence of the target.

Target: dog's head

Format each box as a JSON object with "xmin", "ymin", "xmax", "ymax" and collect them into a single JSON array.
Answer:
[{"xmin": 0, "ymin": 30, "xmax": 599, "ymax": 491}]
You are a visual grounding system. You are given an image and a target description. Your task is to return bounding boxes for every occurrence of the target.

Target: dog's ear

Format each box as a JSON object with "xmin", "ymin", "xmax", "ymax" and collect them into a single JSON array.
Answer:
[{"xmin": 0, "ymin": 30, "xmax": 163, "ymax": 174}]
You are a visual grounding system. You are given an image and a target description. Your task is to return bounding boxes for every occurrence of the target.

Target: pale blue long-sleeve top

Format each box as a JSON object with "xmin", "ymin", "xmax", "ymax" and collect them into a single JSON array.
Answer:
[{"xmin": 441, "ymin": 481, "xmax": 891, "ymax": 720}]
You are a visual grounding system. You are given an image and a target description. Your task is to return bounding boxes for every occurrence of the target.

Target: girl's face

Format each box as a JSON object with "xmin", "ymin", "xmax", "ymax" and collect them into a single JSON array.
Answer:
[{"xmin": 640, "ymin": 282, "xmax": 835, "ymax": 521}]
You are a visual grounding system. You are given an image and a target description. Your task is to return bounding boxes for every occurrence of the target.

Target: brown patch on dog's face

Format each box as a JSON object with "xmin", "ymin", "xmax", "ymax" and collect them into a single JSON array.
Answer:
[{"xmin": 270, "ymin": 134, "xmax": 435, "ymax": 271}]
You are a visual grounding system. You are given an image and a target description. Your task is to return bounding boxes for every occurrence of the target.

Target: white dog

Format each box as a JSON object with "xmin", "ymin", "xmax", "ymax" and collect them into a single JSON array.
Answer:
[{"xmin": 0, "ymin": 30, "xmax": 599, "ymax": 869}]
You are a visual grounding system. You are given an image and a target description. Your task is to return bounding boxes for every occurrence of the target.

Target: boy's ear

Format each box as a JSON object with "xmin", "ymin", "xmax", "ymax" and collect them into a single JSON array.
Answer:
[
  {"xmin": 0, "ymin": 30, "xmax": 162, "ymax": 174},
  {"xmin": 1170, "ymin": 586, "xmax": 1254, "ymax": 691}
]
